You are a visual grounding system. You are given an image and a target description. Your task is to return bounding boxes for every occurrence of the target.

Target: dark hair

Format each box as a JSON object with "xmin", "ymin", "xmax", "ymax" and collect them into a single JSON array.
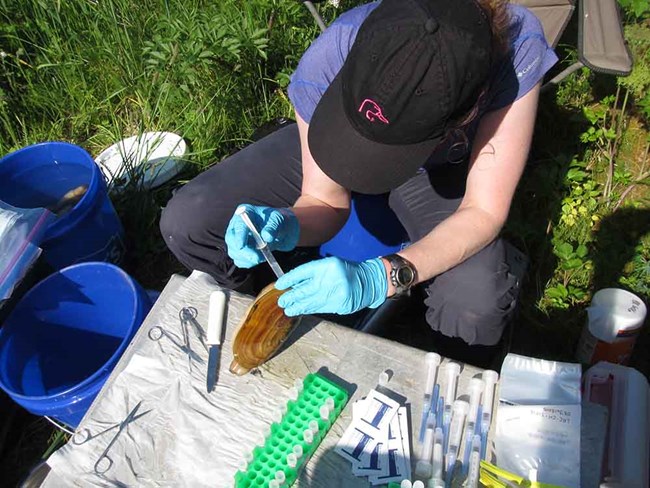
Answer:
[{"xmin": 447, "ymin": 0, "xmax": 510, "ymax": 130}]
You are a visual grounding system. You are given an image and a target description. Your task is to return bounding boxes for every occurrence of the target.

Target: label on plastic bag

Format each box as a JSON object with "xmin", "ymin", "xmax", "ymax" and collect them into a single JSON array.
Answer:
[{"xmin": 496, "ymin": 404, "xmax": 581, "ymax": 487}]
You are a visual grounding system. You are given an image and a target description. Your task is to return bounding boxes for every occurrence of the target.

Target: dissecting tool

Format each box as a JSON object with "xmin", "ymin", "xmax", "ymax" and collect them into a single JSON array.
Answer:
[
  {"xmin": 147, "ymin": 325, "xmax": 203, "ymax": 362},
  {"xmin": 235, "ymin": 205, "xmax": 284, "ymax": 279},
  {"xmin": 94, "ymin": 401, "xmax": 146, "ymax": 474},
  {"xmin": 206, "ymin": 290, "xmax": 227, "ymax": 392}
]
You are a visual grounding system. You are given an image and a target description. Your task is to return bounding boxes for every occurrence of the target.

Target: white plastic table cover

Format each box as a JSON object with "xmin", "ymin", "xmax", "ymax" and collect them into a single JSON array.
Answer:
[
  {"xmin": 42, "ymin": 270, "xmax": 604, "ymax": 487},
  {"xmin": 42, "ymin": 270, "xmax": 486, "ymax": 487}
]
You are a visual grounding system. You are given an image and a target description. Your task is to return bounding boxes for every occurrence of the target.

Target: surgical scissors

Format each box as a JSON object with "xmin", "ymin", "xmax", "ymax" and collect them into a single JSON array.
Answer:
[
  {"xmin": 91, "ymin": 401, "xmax": 146, "ymax": 474},
  {"xmin": 147, "ymin": 325, "xmax": 203, "ymax": 364}
]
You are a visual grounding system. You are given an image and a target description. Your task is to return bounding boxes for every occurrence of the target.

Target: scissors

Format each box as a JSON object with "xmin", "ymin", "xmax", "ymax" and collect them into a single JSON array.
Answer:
[
  {"xmin": 147, "ymin": 325, "xmax": 203, "ymax": 364},
  {"xmin": 83, "ymin": 401, "xmax": 147, "ymax": 474}
]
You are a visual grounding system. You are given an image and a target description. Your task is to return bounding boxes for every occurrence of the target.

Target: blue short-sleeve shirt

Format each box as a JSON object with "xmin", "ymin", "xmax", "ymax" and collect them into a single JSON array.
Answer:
[{"xmin": 288, "ymin": 2, "xmax": 558, "ymax": 163}]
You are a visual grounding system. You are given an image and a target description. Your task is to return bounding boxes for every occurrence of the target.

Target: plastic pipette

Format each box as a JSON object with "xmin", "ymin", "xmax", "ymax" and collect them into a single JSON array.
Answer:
[
  {"xmin": 415, "ymin": 412, "xmax": 436, "ymax": 478},
  {"xmin": 462, "ymin": 378, "xmax": 484, "ymax": 474},
  {"xmin": 235, "ymin": 206, "xmax": 284, "ymax": 278},
  {"xmin": 445, "ymin": 399, "xmax": 468, "ymax": 485},
  {"xmin": 419, "ymin": 353, "xmax": 441, "ymax": 443},
  {"xmin": 442, "ymin": 362, "xmax": 461, "ymax": 449},
  {"xmin": 480, "ymin": 370, "xmax": 499, "ymax": 459}
]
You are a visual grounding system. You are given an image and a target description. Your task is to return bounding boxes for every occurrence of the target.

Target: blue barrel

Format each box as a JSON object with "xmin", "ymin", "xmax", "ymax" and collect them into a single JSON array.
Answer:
[
  {"xmin": 0, "ymin": 262, "xmax": 152, "ymax": 428},
  {"xmin": 0, "ymin": 142, "xmax": 125, "ymax": 269},
  {"xmin": 319, "ymin": 193, "xmax": 409, "ymax": 262}
]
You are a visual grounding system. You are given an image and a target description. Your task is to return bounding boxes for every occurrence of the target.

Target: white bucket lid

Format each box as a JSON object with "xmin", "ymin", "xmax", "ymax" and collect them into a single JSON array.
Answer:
[{"xmin": 94, "ymin": 132, "xmax": 187, "ymax": 191}]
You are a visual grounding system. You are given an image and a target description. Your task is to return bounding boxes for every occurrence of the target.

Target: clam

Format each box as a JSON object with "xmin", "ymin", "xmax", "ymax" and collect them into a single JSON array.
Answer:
[{"xmin": 229, "ymin": 283, "xmax": 300, "ymax": 375}]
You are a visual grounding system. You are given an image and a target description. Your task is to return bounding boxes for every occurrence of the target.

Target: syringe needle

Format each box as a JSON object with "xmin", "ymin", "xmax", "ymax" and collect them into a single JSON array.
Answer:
[{"xmin": 235, "ymin": 206, "xmax": 284, "ymax": 279}]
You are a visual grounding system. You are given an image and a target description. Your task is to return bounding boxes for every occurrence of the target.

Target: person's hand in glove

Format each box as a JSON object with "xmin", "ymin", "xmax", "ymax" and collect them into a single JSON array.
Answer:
[
  {"xmin": 275, "ymin": 257, "xmax": 388, "ymax": 316},
  {"xmin": 225, "ymin": 204, "xmax": 300, "ymax": 268}
]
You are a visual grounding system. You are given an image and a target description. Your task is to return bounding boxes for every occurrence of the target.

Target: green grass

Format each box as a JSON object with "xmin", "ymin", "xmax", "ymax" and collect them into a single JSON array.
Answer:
[{"xmin": 0, "ymin": 0, "xmax": 648, "ymax": 482}]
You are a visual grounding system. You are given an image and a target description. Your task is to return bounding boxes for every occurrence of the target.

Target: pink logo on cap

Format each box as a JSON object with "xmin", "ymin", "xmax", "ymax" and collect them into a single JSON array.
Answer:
[{"xmin": 358, "ymin": 99, "xmax": 389, "ymax": 124}]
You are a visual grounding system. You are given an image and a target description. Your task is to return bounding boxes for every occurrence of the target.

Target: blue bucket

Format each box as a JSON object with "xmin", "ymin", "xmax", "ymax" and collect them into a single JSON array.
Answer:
[
  {"xmin": 319, "ymin": 193, "xmax": 409, "ymax": 262},
  {"xmin": 0, "ymin": 262, "xmax": 152, "ymax": 428},
  {"xmin": 0, "ymin": 142, "xmax": 125, "ymax": 269}
]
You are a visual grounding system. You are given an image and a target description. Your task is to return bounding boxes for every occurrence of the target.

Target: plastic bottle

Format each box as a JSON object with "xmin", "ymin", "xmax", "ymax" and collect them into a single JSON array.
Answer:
[{"xmin": 576, "ymin": 288, "xmax": 647, "ymax": 365}]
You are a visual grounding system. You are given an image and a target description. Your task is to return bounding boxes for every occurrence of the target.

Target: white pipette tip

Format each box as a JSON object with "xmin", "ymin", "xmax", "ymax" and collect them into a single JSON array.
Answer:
[
  {"xmin": 288, "ymin": 386, "xmax": 299, "ymax": 401},
  {"xmin": 378, "ymin": 369, "xmax": 391, "ymax": 386},
  {"xmin": 325, "ymin": 397, "xmax": 335, "ymax": 410},
  {"xmin": 287, "ymin": 453, "xmax": 298, "ymax": 468},
  {"xmin": 274, "ymin": 470, "xmax": 286, "ymax": 483},
  {"xmin": 269, "ymin": 480, "xmax": 280, "ymax": 488},
  {"xmin": 319, "ymin": 405, "xmax": 330, "ymax": 421},
  {"xmin": 309, "ymin": 419, "xmax": 320, "ymax": 434},
  {"xmin": 303, "ymin": 429, "xmax": 314, "ymax": 444},
  {"xmin": 271, "ymin": 408, "xmax": 283, "ymax": 424},
  {"xmin": 293, "ymin": 444, "xmax": 303, "ymax": 458},
  {"xmin": 245, "ymin": 451, "xmax": 254, "ymax": 463},
  {"xmin": 294, "ymin": 378, "xmax": 304, "ymax": 392},
  {"xmin": 238, "ymin": 459, "xmax": 248, "ymax": 471},
  {"xmin": 413, "ymin": 481, "xmax": 425, "ymax": 488},
  {"xmin": 400, "ymin": 480, "xmax": 413, "ymax": 488}
]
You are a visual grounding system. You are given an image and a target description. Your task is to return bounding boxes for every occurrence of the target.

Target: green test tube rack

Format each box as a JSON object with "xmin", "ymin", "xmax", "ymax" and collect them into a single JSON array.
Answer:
[{"xmin": 234, "ymin": 372, "xmax": 349, "ymax": 488}]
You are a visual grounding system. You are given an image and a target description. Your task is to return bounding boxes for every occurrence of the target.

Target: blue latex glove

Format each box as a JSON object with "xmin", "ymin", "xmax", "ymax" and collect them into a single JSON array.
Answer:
[
  {"xmin": 275, "ymin": 257, "xmax": 388, "ymax": 316},
  {"xmin": 225, "ymin": 204, "xmax": 300, "ymax": 268}
]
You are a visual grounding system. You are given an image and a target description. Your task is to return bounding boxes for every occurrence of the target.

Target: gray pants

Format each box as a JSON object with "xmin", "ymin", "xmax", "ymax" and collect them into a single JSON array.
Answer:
[{"xmin": 160, "ymin": 124, "xmax": 519, "ymax": 346}]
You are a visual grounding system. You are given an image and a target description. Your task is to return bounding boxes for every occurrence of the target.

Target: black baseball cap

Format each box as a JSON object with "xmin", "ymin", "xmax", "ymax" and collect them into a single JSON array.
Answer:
[{"xmin": 308, "ymin": 0, "xmax": 493, "ymax": 194}]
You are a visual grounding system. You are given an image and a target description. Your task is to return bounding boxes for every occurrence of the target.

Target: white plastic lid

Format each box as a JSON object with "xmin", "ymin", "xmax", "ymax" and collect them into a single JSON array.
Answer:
[{"xmin": 95, "ymin": 131, "xmax": 187, "ymax": 191}]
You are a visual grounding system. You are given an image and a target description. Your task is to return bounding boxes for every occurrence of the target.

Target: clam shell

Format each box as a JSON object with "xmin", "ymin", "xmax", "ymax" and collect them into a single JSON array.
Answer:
[{"xmin": 229, "ymin": 283, "xmax": 300, "ymax": 375}]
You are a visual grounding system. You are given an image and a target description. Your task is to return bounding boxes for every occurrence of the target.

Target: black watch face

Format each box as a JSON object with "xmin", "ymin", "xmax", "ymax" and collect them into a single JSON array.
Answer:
[{"xmin": 396, "ymin": 266, "xmax": 415, "ymax": 286}]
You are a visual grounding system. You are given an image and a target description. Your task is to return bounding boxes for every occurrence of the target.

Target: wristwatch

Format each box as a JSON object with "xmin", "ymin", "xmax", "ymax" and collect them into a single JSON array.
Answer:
[{"xmin": 383, "ymin": 254, "xmax": 417, "ymax": 295}]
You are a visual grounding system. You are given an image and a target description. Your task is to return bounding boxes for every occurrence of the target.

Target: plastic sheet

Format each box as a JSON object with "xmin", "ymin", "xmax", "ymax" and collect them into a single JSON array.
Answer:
[
  {"xmin": 0, "ymin": 200, "xmax": 53, "ymax": 301},
  {"xmin": 42, "ymin": 271, "xmax": 490, "ymax": 487}
]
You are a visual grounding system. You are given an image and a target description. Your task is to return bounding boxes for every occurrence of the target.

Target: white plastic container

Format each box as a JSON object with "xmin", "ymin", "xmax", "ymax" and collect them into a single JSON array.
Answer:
[
  {"xmin": 95, "ymin": 131, "xmax": 187, "ymax": 192},
  {"xmin": 583, "ymin": 362, "xmax": 650, "ymax": 488},
  {"xmin": 575, "ymin": 288, "xmax": 647, "ymax": 365}
]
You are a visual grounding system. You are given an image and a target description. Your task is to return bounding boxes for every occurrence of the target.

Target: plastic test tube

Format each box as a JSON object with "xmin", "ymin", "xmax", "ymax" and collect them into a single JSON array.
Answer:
[
  {"xmin": 419, "ymin": 353, "xmax": 441, "ymax": 443},
  {"xmin": 462, "ymin": 378, "xmax": 485, "ymax": 474},
  {"xmin": 445, "ymin": 399, "xmax": 469, "ymax": 485},
  {"xmin": 442, "ymin": 362, "xmax": 461, "ymax": 448},
  {"xmin": 466, "ymin": 434, "xmax": 482, "ymax": 488},
  {"xmin": 431, "ymin": 427, "xmax": 444, "ymax": 484},
  {"xmin": 415, "ymin": 411, "xmax": 436, "ymax": 478},
  {"xmin": 480, "ymin": 370, "xmax": 499, "ymax": 459},
  {"xmin": 235, "ymin": 206, "xmax": 284, "ymax": 279}
]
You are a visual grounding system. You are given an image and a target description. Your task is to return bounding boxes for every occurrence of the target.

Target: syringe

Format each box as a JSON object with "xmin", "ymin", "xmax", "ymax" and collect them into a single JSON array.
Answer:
[
  {"xmin": 441, "ymin": 362, "xmax": 461, "ymax": 450},
  {"xmin": 462, "ymin": 378, "xmax": 484, "ymax": 474},
  {"xmin": 235, "ymin": 206, "xmax": 284, "ymax": 279},
  {"xmin": 480, "ymin": 370, "xmax": 499, "ymax": 459},
  {"xmin": 419, "ymin": 353, "xmax": 441, "ymax": 443},
  {"xmin": 445, "ymin": 399, "xmax": 468, "ymax": 485}
]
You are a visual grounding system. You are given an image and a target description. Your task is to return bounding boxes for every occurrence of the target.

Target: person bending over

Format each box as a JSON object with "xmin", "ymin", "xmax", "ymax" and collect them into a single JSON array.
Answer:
[{"xmin": 160, "ymin": 0, "xmax": 557, "ymax": 347}]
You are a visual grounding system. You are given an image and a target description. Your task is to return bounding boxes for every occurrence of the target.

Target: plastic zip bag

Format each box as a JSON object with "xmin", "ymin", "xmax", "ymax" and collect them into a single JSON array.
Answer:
[
  {"xmin": 495, "ymin": 353, "xmax": 582, "ymax": 488},
  {"xmin": 0, "ymin": 200, "xmax": 54, "ymax": 302}
]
